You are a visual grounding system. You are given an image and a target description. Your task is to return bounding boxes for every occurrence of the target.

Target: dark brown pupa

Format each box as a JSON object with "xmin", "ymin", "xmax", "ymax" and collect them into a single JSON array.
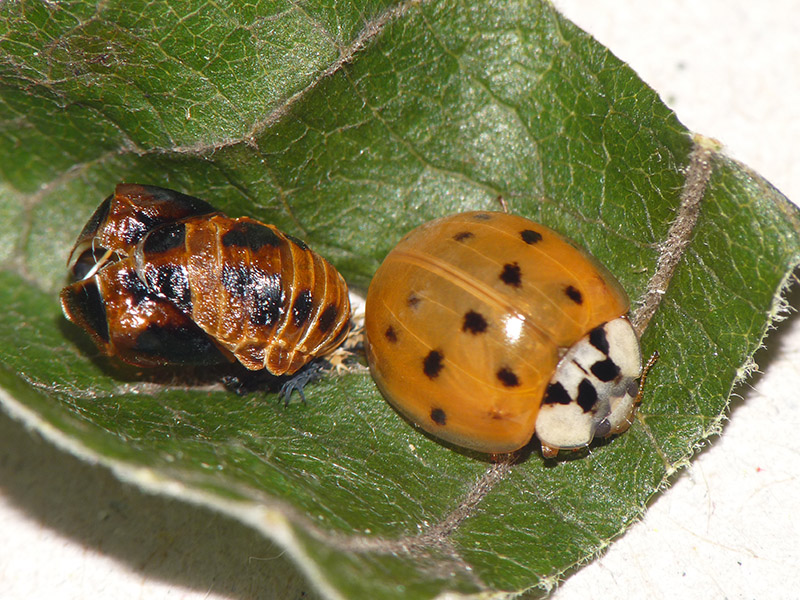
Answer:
[{"xmin": 61, "ymin": 183, "xmax": 351, "ymax": 376}]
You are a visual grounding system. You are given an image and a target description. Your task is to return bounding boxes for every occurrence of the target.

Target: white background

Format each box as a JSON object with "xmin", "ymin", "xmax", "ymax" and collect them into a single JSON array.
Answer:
[{"xmin": 2, "ymin": 2, "xmax": 799, "ymax": 599}]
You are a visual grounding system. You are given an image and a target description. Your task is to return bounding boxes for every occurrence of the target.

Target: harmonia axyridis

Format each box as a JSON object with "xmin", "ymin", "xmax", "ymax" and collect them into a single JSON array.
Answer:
[
  {"xmin": 364, "ymin": 211, "xmax": 643, "ymax": 457},
  {"xmin": 61, "ymin": 184, "xmax": 351, "ymax": 376}
]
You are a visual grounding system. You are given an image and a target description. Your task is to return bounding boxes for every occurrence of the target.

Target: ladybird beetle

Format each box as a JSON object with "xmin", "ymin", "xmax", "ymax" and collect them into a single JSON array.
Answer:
[
  {"xmin": 364, "ymin": 211, "xmax": 642, "ymax": 457},
  {"xmin": 61, "ymin": 184, "xmax": 351, "ymax": 376}
]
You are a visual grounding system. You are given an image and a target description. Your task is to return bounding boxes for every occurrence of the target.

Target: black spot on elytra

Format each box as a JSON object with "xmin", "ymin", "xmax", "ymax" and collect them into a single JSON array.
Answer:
[
  {"xmin": 576, "ymin": 379, "xmax": 598, "ymax": 412},
  {"xmin": 489, "ymin": 409, "xmax": 505, "ymax": 420},
  {"xmin": 590, "ymin": 358, "xmax": 620, "ymax": 382},
  {"xmin": 543, "ymin": 381, "xmax": 571, "ymax": 405},
  {"xmin": 384, "ymin": 326, "xmax": 398, "ymax": 343},
  {"xmin": 221, "ymin": 221, "xmax": 282, "ymax": 251},
  {"xmin": 462, "ymin": 310, "xmax": 488, "ymax": 334},
  {"xmin": 317, "ymin": 303, "xmax": 338, "ymax": 332},
  {"xmin": 564, "ymin": 285, "xmax": 583, "ymax": 305},
  {"xmin": 291, "ymin": 289, "xmax": 313, "ymax": 327},
  {"xmin": 430, "ymin": 408, "xmax": 447, "ymax": 426},
  {"xmin": 150, "ymin": 264, "xmax": 191, "ymax": 312},
  {"xmin": 407, "ymin": 293, "xmax": 421, "ymax": 309},
  {"xmin": 500, "ymin": 262, "xmax": 522, "ymax": 287},
  {"xmin": 520, "ymin": 229, "xmax": 543, "ymax": 244},
  {"xmin": 423, "ymin": 350, "xmax": 444, "ymax": 379},
  {"xmin": 588, "ymin": 324, "xmax": 610, "ymax": 355},
  {"xmin": 496, "ymin": 367, "xmax": 520, "ymax": 387},
  {"xmin": 143, "ymin": 222, "xmax": 186, "ymax": 255},
  {"xmin": 453, "ymin": 231, "xmax": 474, "ymax": 242},
  {"xmin": 471, "ymin": 213, "xmax": 492, "ymax": 221}
]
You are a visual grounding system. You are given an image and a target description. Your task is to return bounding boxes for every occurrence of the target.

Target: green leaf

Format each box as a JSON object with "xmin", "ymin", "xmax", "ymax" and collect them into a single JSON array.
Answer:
[{"xmin": 1, "ymin": 1, "xmax": 798, "ymax": 599}]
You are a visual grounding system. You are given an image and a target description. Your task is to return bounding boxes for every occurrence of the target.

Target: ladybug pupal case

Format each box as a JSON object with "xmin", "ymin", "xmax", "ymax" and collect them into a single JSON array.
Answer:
[
  {"xmin": 364, "ymin": 211, "xmax": 642, "ymax": 457},
  {"xmin": 61, "ymin": 184, "xmax": 351, "ymax": 376}
]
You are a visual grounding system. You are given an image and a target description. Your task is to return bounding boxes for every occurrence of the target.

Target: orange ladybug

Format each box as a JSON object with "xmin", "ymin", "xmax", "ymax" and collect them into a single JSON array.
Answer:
[
  {"xmin": 364, "ymin": 211, "xmax": 642, "ymax": 457},
  {"xmin": 61, "ymin": 184, "xmax": 351, "ymax": 376}
]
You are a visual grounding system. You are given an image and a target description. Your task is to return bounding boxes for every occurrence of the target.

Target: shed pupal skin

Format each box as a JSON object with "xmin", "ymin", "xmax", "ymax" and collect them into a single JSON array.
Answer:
[
  {"xmin": 60, "ymin": 184, "xmax": 351, "ymax": 377},
  {"xmin": 535, "ymin": 317, "xmax": 642, "ymax": 458}
]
